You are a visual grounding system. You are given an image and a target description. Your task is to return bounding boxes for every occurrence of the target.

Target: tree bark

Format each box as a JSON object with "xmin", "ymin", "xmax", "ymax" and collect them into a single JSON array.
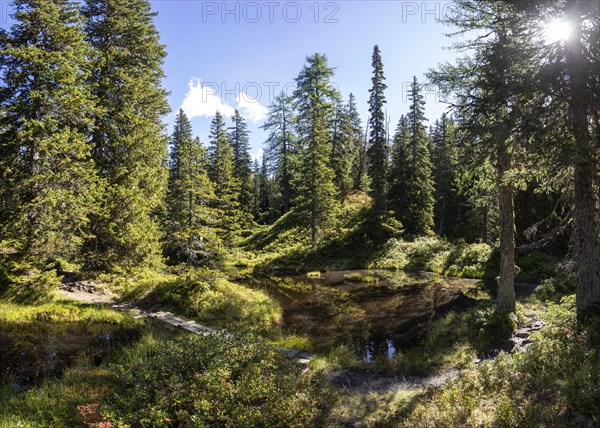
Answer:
[
  {"xmin": 566, "ymin": 0, "xmax": 600, "ymax": 320},
  {"xmin": 496, "ymin": 134, "xmax": 517, "ymax": 313}
]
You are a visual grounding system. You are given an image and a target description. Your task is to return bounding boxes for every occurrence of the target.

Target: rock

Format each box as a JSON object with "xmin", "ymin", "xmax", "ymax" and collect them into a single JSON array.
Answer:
[{"xmin": 515, "ymin": 331, "xmax": 530, "ymax": 338}]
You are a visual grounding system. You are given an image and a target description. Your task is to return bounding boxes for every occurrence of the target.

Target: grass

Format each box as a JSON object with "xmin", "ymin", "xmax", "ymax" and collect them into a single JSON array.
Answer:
[
  {"xmin": 325, "ymin": 388, "xmax": 424, "ymax": 428},
  {"xmin": 117, "ymin": 268, "xmax": 282, "ymax": 335},
  {"xmin": 344, "ymin": 272, "xmax": 380, "ymax": 284},
  {"xmin": 0, "ymin": 299, "xmax": 147, "ymax": 427},
  {"xmin": 0, "ymin": 300, "xmax": 330, "ymax": 427},
  {"xmin": 240, "ymin": 192, "xmax": 562, "ymax": 285}
]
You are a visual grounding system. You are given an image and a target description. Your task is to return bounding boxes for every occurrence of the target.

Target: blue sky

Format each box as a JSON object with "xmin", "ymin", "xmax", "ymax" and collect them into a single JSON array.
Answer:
[
  {"xmin": 152, "ymin": 0, "xmax": 462, "ymax": 158},
  {"xmin": 0, "ymin": 0, "xmax": 461, "ymax": 158}
]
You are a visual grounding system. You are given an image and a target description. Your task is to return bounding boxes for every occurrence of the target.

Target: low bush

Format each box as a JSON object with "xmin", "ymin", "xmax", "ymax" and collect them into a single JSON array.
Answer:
[
  {"xmin": 0, "ymin": 252, "xmax": 62, "ymax": 304},
  {"xmin": 533, "ymin": 261, "xmax": 576, "ymax": 302},
  {"xmin": 404, "ymin": 295, "xmax": 600, "ymax": 427},
  {"xmin": 372, "ymin": 237, "xmax": 495, "ymax": 279},
  {"xmin": 106, "ymin": 333, "xmax": 326, "ymax": 427}
]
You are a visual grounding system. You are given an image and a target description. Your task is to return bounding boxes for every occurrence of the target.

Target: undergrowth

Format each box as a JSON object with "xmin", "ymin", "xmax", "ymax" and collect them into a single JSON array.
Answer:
[{"xmin": 403, "ymin": 295, "xmax": 600, "ymax": 427}]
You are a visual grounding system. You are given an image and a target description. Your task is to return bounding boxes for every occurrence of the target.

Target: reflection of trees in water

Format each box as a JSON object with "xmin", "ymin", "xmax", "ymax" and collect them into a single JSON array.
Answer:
[
  {"xmin": 249, "ymin": 271, "xmax": 480, "ymax": 360},
  {"xmin": 353, "ymin": 331, "xmax": 398, "ymax": 362}
]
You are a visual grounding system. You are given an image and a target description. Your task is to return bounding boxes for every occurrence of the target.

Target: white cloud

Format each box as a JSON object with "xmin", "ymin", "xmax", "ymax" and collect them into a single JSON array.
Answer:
[
  {"xmin": 181, "ymin": 78, "xmax": 235, "ymax": 119},
  {"xmin": 252, "ymin": 147, "xmax": 264, "ymax": 161},
  {"xmin": 180, "ymin": 78, "xmax": 268, "ymax": 125},
  {"xmin": 236, "ymin": 92, "xmax": 268, "ymax": 123}
]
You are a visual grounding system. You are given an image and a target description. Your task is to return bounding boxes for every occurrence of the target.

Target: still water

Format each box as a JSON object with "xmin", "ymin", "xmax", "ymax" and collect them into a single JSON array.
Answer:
[{"xmin": 245, "ymin": 270, "xmax": 484, "ymax": 361}]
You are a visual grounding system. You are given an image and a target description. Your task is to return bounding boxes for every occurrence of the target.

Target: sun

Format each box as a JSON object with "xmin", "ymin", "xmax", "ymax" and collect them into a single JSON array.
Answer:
[{"xmin": 543, "ymin": 19, "xmax": 572, "ymax": 44}]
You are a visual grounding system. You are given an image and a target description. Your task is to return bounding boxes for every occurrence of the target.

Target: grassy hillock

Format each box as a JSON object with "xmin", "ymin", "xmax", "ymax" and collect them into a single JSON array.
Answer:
[
  {"xmin": 240, "ymin": 192, "xmax": 559, "ymax": 282},
  {"xmin": 116, "ymin": 269, "xmax": 282, "ymax": 335}
]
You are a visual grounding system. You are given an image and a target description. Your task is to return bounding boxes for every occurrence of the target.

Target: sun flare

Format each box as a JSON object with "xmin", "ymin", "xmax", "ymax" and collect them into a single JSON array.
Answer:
[{"xmin": 543, "ymin": 19, "xmax": 572, "ymax": 44}]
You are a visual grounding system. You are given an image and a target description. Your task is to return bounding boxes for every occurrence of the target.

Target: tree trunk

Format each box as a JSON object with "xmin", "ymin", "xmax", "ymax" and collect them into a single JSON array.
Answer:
[
  {"xmin": 496, "ymin": 133, "xmax": 516, "ymax": 313},
  {"xmin": 438, "ymin": 196, "xmax": 446, "ymax": 236},
  {"xmin": 566, "ymin": 0, "xmax": 600, "ymax": 320}
]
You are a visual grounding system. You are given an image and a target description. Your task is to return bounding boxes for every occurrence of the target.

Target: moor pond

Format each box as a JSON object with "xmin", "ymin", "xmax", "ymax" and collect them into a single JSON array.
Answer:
[{"xmin": 244, "ymin": 270, "xmax": 488, "ymax": 361}]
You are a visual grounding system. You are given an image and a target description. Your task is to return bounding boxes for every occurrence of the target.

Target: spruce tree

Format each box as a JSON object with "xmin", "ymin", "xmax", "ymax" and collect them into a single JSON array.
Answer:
[
  {"xmin": 229, "ymin": 110, "xmax": 254, "ymax": 225},
  {"xmin": 431, "ymin": 114, "xmax": 461, "ymax": 237},
  {"xmin": 251, "ymin": 159, "xmax": 261, "ymax": 221},
  {"xmin": 345, "ymin": 94, "xmax": 367, "ymax": 192},
  {"xmin": 165, "ymin": 110, "xmax": 219, "ymax": 265},
  {"xmin": 293, "ymin": 53, "xmax": 340, "ymax": 248},
  {"xmin": 208, "ymin": 111, "xmax": 242, "ymax": 244},
  {"xmin": 331, "ymin": 97, "xmax": 359, "ymax": 200},
  {"xmin": 367, "ymin": 45, "xmax": 389, "ymax": 213},
  {"xmin": 262, "ymin": 91, "xmax": 298, "ymax": 216},
  {"xmin": 83, "ymin": 0, "xmax": 170, "ymax": 271},
  {"xmin": 0, "ymin": 0, "xmax": 96, "ymax": 261},
  {"xmin": 404, "ymin": 77, "xmax": 435, "ymax": 235},
  {"xmin": 258, "ymin": 154, "xmax": 271, "ymax": 223},
  {"xmin": 388, "ymin": 115, "xmax": 410, "ymax": 220}
]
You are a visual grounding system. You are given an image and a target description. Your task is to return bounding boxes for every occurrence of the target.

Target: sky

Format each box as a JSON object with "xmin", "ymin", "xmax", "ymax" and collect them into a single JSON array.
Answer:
[
  {"xmin": 151, "ymin": 0, "xmax": 463, "ymax": 159},
  {"xmin": 0, "ymin": 0, "xmax": 463, "ymax": 159}
]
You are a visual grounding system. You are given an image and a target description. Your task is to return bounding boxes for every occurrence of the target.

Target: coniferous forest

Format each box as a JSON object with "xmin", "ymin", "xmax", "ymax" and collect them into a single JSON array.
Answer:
[{"xmin": 1, "ymin": 0, "xmax": 599, "ymax": 426}]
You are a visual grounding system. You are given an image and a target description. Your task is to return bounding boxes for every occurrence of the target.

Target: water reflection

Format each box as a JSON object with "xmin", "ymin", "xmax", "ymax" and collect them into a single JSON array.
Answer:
[{"xmin": 244, "ymin": 270, "xmax": 483, "ymax": 361}]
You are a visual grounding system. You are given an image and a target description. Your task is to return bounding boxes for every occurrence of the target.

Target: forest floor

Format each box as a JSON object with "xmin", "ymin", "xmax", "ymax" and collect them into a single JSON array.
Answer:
[{"xmin": 57, "ymin": 280, "xmax": 543, "ymax": 396}]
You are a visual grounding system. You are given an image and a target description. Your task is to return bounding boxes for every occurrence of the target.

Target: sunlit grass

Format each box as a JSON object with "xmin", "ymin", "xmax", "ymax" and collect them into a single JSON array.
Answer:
[{"xmin": 118, "ymin": 269, "xmax": 282, "ymax": 335}]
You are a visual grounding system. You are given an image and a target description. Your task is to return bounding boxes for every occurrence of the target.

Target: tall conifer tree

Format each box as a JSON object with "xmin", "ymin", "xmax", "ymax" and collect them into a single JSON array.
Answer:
[
  {"xmin": 431, "ymin": 114, "xmax": 461, "ymax": 237},
  {"xmin": 367, "ymin": 45, "xmax": 389, "ymax": 213},
  {"xmin": 208, "ymin": 111, "xmax": 242, "ymax": 244},
  {"xmin": 230, "ymin": 110, "xmax": 254, "ymax": 225},
  {"xmin": 293, "ymin": 53, "xmax": 340, "ymax": 248},
  {"xmin": 404, "ymin": 77, "xmax": 435, "ymax": 235},
  {"xmin": 262, "ymin": 92, "xmax": 298, "ymax": 215},
  {"xmin": 0, "ymin": 0, "xmax": 97, "ymax": 261},
  {"xmin": 388, "ymin": 115, "xmax": 410, "ymax": 220},
  {"xmin": 165, "ymin": 110, "xmax": 219, "ymax": 265},
  {"xmin": 83, "ymin": 0, "xmax": 170, "ymax": 270},
  {"xmin": 331, "ymin": 97, "xmax": 359, "ymax": 200}
]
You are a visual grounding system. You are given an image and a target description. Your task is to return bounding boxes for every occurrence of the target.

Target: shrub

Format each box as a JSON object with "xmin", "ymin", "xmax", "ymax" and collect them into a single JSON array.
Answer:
[
  {"xmin": 533, "ymin": 262, "xmax": 576, "ymax": 302},
  {"xmin": 443, "ymin": 242, "xmax": 494, "ymax": 278},
  {"xmin": 106, "ymin": 334, "xmax": 324, "ymax": 427},
  {"xmin": 0, "ymin": 255, "xmax": 61, "ymax": 304},
  {"xmin": 404, "ymin": 295, "xmax": 600, "ymax": 427},
  {"xmin": 372, "ymin": 237, "xmax": 494, "ymax": 279}
]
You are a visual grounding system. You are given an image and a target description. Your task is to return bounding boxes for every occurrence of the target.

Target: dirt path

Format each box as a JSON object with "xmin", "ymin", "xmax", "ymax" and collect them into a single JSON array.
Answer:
[
  {"xmin": 58, "ymin": 282, "xmax": 314, "ymax": 365},
  {"xmin": 58, "ymin": 282, "xmax": 544, "ymax": 392},
  {"xmin": 324, "ymin": 368, "xmax": 461, "ymax": 394},
  {"xmin": 59, "ymin": 281, "xmax": 115, "ymax": 304}
]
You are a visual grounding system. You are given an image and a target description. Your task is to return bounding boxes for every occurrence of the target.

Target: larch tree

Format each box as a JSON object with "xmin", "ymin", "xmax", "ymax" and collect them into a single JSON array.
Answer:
[
  {"xmin": 0, "ymin": 0, "xmax": 97, "ymax": 262},
  {"xmin": 504, "ymin": 0, "xmax": 600, "ymax": 319},
  {"xmin": 367, "ymin": 45, "xmax": 389, "ymax": 213},
  {"xmin": 429, "ymin": 0, "xmax": 532, "ymax": 313},
  {"xmin": 83, "ymin": 0, "xmax": 170, "ymax": 271},
  {"xmin": 262, "ymin": 91, "xmax": 298, "ymax": 216},
  {"xmin": 293, "ymin": 53, "xmax": 340, "ymax": 249},
  {"xmin": 165, "ymin": 110, "xmax": 219, "ymax": 266}
]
